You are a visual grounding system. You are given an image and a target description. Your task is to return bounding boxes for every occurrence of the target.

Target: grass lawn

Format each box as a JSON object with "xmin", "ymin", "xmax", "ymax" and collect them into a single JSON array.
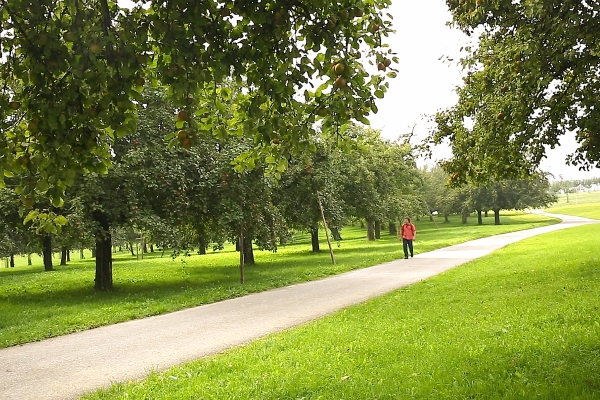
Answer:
[
  {"xmin": 546, "ymin": 196, "xmax": 600, "ymax": 220},
  {"xmin": 0, "ymin": 212, "xmax": 557, "ymax": 349},
  {"xmin": 553, "ymin": 190, "xmax": 600, "ymax": 206},
  {"xmin": 84, "ymin": 223, "xmax": 600, "ymax": 400},
  {"xmin": 546, "ymin": 203, "xmax": 600, "ymax": 220},
  {"xmin": 546, "ymin": 190, "xmax": 600, "ymax": 220}
]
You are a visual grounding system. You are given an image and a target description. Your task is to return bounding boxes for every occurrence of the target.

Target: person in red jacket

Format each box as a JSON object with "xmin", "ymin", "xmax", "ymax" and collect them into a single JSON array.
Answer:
[{"xmin": 399, "ymin": 217, "xmax": 416, "ymax": 259}]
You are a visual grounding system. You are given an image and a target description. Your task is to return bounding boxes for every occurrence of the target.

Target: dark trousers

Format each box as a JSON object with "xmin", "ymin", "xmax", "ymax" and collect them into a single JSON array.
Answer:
[{"xmin": 403, "ymin": 238, "xmax": 413, "ymax": 258}]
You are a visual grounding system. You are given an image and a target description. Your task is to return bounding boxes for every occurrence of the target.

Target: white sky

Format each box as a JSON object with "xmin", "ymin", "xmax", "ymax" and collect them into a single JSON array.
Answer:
[{"xmin": 372, "ymin": 1, "xmax": 599, "ymax": 182}]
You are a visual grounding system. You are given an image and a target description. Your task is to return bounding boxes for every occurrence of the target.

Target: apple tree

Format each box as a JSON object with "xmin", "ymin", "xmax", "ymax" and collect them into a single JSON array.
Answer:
[
  {"xmin": 339, "ymin": 125, "xmax": 419, "ymax": 240},
  {"xmin": 275, "ymin": 138, "xmax": 347, "ymax": 253},
  {"xmin": 0, "ymin": 0, "xmax": 398, "ymax": 213},
  {"xmin": 430, "ymin": 0, "xmax": 600, "ymax": 184}
]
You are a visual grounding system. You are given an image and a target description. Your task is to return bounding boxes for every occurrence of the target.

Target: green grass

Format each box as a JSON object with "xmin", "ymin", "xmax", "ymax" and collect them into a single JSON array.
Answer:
[
  {"xmin": 545, "ymin": 190, "xmax": 600, "ymax": 220},
  {"xmin": 0, "ymin": 212, "xmax": 557, "ymax": 349},
  {"xmin": 546, "ymin": 203, "xmax": 600, "ymax": 220},
  {"xmin": 553, "ymin": 190, "xmax": 600, "ymax": 206},
  {"xmin": 84, "ymin": 223, "xmax": 600, "ymax": 400}
]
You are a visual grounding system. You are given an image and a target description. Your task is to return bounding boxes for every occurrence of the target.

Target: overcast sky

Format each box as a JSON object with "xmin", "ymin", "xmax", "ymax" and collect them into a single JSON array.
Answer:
[{"xmin": 372, "ymin": 1, "xmax": 599, "ymax": 182}]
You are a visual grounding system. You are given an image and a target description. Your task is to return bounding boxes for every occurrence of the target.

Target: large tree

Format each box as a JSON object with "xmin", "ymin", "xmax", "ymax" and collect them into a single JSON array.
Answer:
[
  {"xmin": 430, "ymin": 1, "xmax": 600, "ymax": 185},
  {"xmin": 0, "ymin": 0, "xmax": 397, "ymax": 217},
  {"xmin": 340, "ymin": 126, "xmax": 418, "ymax": 240}
]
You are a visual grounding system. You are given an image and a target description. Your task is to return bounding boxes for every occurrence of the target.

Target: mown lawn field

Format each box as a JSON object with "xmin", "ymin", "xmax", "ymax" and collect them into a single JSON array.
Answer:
[
  {"xmin": 0, "ymin": 212, "xmax": 556, "ymax": 349},
  {"xmin": 84, "ymin": 222, "xmax": 600, "ymax": 400},
  {"xmin": 546, "ymin": 191, "xmax": 600, "ymax": 220}
]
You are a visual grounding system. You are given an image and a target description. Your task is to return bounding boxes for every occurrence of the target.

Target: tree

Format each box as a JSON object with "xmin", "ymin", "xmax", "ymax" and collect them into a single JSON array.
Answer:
[
  {"xmin": 430, "ymin": 1, "xmax": 600, "ymax": 185},
  {"xmin": 468, "ymin": 175, "xmax": 556, "ymax": 225},
  {"xmin": 276, "ymin": 139, "xmax": 346, "ymax": 253},
  {"xmin": 0, "ymin": 187, "xmax": 32, "ymax": 268},
  {"xmin": 420, "ymin": 166, "xmax": 460, "ymax": 223},
  {"xmin": 0, "ymin": 0, "xmax": 398, "ymax": 218},
  {"xmin": 340, "ymin": 126, "xmax": 419, "ymax": 240}
]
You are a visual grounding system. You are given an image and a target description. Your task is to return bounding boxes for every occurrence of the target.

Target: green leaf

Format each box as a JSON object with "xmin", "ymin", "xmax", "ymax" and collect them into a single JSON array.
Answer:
[
  {"xmin": 35, "ymin": 180, "xmax": 49, "ymax": 193},
  {"xmin": 277, "ymin": 158, "xmax": 288, "ymax": 172},
  {"xmin": 54, "ymin": 215, "xmax": 68, "ymax": 226},
  {"xmin": 43, "ymin": 221, "xmax": 58, "ymax": 234},
  {"xmin": 51, "ymin": 196, "xmax": 64, "ymax": 208},
  {"xmin": 23, "ymin": 210, "xmax": 38, "ymax": 225},
  {"xmin": 358, "ymin": 116, "xmax": 371, "ymax": 125}
]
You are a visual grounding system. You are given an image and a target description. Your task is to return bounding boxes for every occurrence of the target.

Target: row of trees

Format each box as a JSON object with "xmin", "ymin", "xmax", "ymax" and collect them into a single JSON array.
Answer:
[
  {"xmin": 420, "ymin": 166, "xmax": 556, "ymax": 225},
  {"xmin": 550, "ymin": 177, "xmax": 600, "ymax": 195},
  {"xmin": 0, "ymin": 87, "xmax": 422, "ymax": 289}
]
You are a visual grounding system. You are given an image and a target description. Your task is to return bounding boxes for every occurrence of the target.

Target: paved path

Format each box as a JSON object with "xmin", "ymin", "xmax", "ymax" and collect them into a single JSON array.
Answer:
[{"xmin": 0, "ymin": 212, "xmax": 597, "ymax": 400}]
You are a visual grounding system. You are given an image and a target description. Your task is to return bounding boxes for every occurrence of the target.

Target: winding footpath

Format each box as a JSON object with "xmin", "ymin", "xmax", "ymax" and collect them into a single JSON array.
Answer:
[{"xmin": 0, "ymin": 212, "xmax": 597, "ymax": 400}]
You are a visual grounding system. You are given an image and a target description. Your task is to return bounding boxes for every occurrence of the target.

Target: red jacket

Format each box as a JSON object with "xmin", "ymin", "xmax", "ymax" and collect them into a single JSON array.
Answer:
[{"xmin": 400, "ymin": 223, "xmax": 416, "ymax": 240}]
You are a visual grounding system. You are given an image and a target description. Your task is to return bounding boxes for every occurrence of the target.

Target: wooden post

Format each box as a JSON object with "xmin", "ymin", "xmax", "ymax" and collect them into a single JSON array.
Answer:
[
  {"xmin": 316, "ymin": 191, "xmax": 336, "ymax": 264},
  {"xmin": 239, "ymin": 221, "xmax": 245, "ymax": 284}
]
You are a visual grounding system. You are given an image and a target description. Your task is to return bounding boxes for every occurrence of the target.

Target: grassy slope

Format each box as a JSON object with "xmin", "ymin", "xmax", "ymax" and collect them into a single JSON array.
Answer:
[
  {"xmin": 545, "ymin": 191, "xmax": 600, "ymax": 220},
  {"xmin": 0, "ymin": 213, "xmax": 556, "ymax": 348},
  {"xmin": 85, "ymin": 223, "xmax": 600, "ymax": 400}
]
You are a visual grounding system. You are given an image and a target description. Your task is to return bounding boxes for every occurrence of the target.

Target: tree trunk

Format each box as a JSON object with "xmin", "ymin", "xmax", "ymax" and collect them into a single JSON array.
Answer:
[
  {"xmin": 198, "ymin": 237, "xmax": 207, "ymax": 255},
  {"xmin": 60, "ymin": 246, "xmax": 68, "ymax": 266},
  {"xmin": 388, "ymin": 223, "xmax": 397, "ymax": 235},
  {"xmin": 444, "ymin": 214, "xmax": 449, "ymax": 223},
  {"xmin": 360, "ymin": 220, "xmax": 365, "ymax": 228},
  {"xmin": 484, "ymin": 210, "xmax": 489, "ymax": 217},
  {"xmin": 80, "ymin": 248, "xmax": 85, "ymax": 259},
  {"xmin": 477, "ymin": 210, "xmax": 483, "ymax": 225},
  {"xmin": 374, "ymin": 220, "xmax": 381, "ymax": 239},
  {"xmin": 91, "ymin": 248, "xmax": 97, "ymax": 258},
  {"xmin": 42, "ymin": 235, "xmax": 53, "ymax": 271},
  {"xmin": 242, "ymin": 237, "xmax": 255, "ymax": 265},
  {"xmin": 494, "ymin": 209, "xmax": 501, "ymax": 225},
  {"xmin": 311, "ymin": 227, "xmax": 320, "ymax": 252},
  {"xmin": 95, "ymin": 227, "xmax": 113, "ymax": 291},
  {"xmin": 331, "ymin": 227, "xmax": 343, "ymax": 241},
  {"xmin": 27, "ymin": 253, "xmax": 32, "ymax": 265},
  {"xmin": 366, "ymin": 217, "xmax": 375, "ymax": 241},
  {"xmin": 429, "ymin": 214, "xmax": 434, "ymax": 222},
  {"xmin": 128, "ymin": 242, "xmax": 135, "ymax": 256},
  {"xmin": 67, "ymin": 249, "xmax": 71, "ymax": 262},
  {"xmin": 461, "ymin": 209, "xmax": 469, "ymax": 224},
  {"xmin": 9, "ymin": 253, "xmax": 15, "ymax": 268},
  {"xmin": 150, "ymin": 244, "xmax": 154, "ymax": 253}
]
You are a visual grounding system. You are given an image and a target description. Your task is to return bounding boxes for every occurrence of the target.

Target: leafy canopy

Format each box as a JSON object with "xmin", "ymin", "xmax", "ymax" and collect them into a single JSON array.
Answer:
[
  {"xmin": 0, "ymin": 0, "xmax": 397, "ymax": 204},
  {"xmin": 429, "ymin": 0, "xmax": 600, "ymax": 185}
]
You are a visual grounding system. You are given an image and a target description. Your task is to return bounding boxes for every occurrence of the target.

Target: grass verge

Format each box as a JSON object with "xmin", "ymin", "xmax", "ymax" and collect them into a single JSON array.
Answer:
[
  {"xmin": 0, "ymin": 212, "xmax": 557, "ymax": 348},
  {"xmin": 84, "ymin": 223, "xmax": 600, "ymax": 400}
]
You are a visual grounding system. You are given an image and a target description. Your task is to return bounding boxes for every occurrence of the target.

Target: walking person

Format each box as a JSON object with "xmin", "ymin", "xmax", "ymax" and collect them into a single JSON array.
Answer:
[{"xmin": 399, "ymin": 217, "xmax": 416, "ymax": 259}]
